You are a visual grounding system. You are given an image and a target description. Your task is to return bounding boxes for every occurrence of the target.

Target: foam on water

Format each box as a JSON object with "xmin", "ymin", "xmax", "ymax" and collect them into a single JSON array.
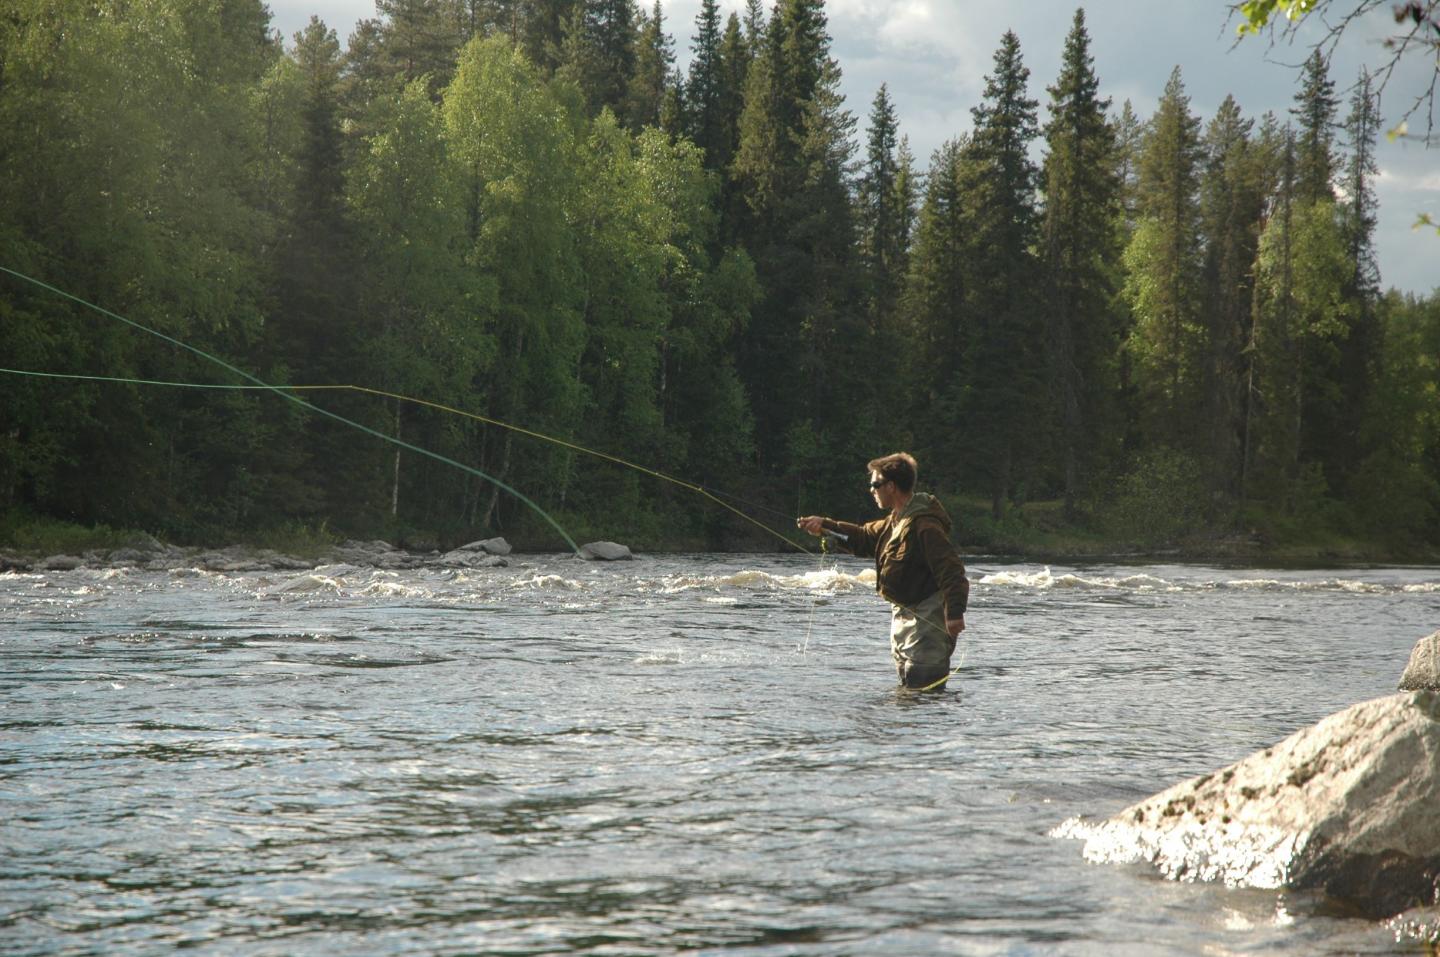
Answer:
[{"xmin": 662, "ymin": 566, "xmax": 873, "ymax": 594}]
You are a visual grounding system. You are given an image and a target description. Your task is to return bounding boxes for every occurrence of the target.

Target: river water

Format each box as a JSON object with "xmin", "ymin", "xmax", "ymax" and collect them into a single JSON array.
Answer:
[{"xmin": 2, "ymin": 555, "xmax": 1438, "ymax": 955}]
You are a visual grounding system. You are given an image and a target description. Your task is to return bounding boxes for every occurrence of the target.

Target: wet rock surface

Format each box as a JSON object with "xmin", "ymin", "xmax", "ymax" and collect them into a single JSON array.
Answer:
[
  {"xmin": 1056, "ymin": 690, "xmax": 1440, "ymax": 919},
  {"xmin": 578, "ymin": 541, "xmax": 633, "ymax": 561},
  {"xmin": 1400, "ymin": 631, "xmax": 1440, "ymax": 692}
]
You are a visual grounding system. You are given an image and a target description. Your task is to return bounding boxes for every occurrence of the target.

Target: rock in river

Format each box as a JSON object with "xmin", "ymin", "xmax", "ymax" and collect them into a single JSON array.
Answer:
[
  {"xmin": 1055, "ymin": 690, "xmax": 1440, "ymax": 919},
  {"xmin": 1400, "ymin": 631, "xmax": 1440, "ymax": 692},
  {"xmin": 579, "ymin": 541, "xmax": 633, "ymax": 561}
]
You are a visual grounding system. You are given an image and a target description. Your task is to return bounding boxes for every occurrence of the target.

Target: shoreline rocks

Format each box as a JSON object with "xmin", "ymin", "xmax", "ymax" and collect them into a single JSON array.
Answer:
[
  {"xmin": 1056, "ymin": 689, "xmax": 1440, "ymax": 920},
  {"xmin": 0, "ymin": 535, "xmax": 658, "ymax": 572},
  {"xmin": 0, "ymin": 536, "xmax": 534, "ymax": 573}
]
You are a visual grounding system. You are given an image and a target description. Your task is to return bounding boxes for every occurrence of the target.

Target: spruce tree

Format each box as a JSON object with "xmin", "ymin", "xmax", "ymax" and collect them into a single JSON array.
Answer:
[
  {"xmin": 1335, "ymin": 68, "xmax": 1383, "ymax": 489},
  {"xmin": 963, "ymin": 30, "xmax": 1044, "ymax": 516},
  {"xmin": 1040, "ymin": 8, "xmax": 1121, "ymax": 516},
  {"xmin": 901, "ymin": 139, "xmax": 969, "ymax": 432},
  {"xmin": 1289, "ymin": 50, "xmax": 1353, "ymax": 493},
  {"xmin": 1123, "ymin": 66, "xmax": 1205, "ymax": 453},
  {"xmin": 858, "ymin": 85, "xmax": 906, "ymax": 330},
  {"xmin": 686, "ymin": 0, "xmax": 726, "ymax": 159},
  {"xmin": 1291, "ymin": 50, "xmax": 1338, "ymax": 205},
  {"xmin": 625, "ymin": 0, "xmax": 676, "ymax": 131},
  {"xmin": 520, "ymin": 0, "xmax": 580, "ymax": 73},
  {"xmin": 560, "ymin": 0, "xmax": 640, "ymax": 119},
  {"xmin": 743, "ymin": 0, "xmax": 767, "ymax": 57},
  {"xmin": 1198, "ymin": 95, "xmax": 1266, "ymax": 499},
  {"xmin": 1113, "ymin": 99, "xmax": 1147, "ymax": 234},
  {"xmin": 374, "ymin": 0, "xmax": 463, "ymax": 93},
  {"xmin": 730, "ymin": 0, "xmax": 861, "ymax": 494},
  {"xmin": 713, "ymin": 13, "xmax": 751, "ymax": 246}
]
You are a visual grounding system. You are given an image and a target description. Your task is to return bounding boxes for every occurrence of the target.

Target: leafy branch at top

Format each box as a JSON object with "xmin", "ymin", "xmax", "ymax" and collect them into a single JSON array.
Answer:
[{"xmin": 1231, "ymin": 0, "xmax": 1440, "ymax": 144}]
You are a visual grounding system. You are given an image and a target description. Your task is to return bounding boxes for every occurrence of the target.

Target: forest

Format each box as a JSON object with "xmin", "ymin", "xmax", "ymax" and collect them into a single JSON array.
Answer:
[{"xmin": 1, "ymin": 0, "xmax": 1437, "ymax": 556}]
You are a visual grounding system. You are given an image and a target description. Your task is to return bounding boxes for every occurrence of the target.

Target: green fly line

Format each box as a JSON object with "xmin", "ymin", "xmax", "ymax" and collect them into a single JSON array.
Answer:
[
  {"xmin": 0, "ymin": 265, "xmax": 582, "ymax": 555},
  {"xmin": 1, "ymin": 264, "xmax": 967, "ymax": 687}
]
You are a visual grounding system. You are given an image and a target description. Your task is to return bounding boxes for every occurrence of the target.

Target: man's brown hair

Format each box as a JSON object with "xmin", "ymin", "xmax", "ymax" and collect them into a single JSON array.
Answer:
[{"xmin": 867, "ymin": 452, "xmax": 918, "ymax": 494}]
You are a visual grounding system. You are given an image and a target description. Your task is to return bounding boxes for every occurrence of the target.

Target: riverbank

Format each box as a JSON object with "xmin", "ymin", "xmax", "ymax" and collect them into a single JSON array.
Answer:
[{"xmin": 2, "ymin": 514, "xmax": 1436, "ymax": 571}]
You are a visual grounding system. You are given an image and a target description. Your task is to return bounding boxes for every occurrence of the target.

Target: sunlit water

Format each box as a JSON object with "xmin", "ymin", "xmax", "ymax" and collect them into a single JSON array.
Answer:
[{"xmin": 3, "ymin": 555, "xmax": 1438, "ymax": 955}]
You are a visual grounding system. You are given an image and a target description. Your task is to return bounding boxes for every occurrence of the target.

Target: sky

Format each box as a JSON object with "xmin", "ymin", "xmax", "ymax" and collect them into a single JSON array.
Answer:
[{"xmin": 267, "ymin": 0, "xmax": 1438, "ymax": 296}]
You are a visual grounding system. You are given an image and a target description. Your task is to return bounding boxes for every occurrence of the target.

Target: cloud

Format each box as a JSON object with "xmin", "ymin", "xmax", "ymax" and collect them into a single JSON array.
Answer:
[{"xmin": 1377, "ymin": 168, "xmax": 1440, "ymax": 194}]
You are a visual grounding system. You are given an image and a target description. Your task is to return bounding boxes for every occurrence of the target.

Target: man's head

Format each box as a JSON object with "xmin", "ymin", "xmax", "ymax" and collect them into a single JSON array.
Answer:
[{"xmin": 867, "ymin": 452, "xmax": 918, "ymax": 508}]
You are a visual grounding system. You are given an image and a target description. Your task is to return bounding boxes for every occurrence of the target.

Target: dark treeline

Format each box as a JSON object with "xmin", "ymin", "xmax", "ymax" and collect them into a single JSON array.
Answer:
[{"xmin": 1, "ymin": 0, "xmax": 1437, "ymax": 552}]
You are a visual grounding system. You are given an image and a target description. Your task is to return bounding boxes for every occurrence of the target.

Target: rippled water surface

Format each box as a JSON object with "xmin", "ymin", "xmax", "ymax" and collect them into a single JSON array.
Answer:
[{"xmin": 3, "ymin": 556, "xmax": 1438, "ymax": 955}]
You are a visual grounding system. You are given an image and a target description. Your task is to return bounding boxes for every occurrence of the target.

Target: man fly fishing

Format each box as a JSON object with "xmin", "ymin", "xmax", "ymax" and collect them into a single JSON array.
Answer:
[{"xmin": 797, "ymin": 452, "xmax": 969, "ymax": 691}]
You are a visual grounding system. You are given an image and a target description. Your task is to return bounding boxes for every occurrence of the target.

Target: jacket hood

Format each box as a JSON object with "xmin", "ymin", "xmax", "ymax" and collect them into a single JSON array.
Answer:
[{"xmin": 898, "ymin": 492, "xmax": 952, "ymax": 534}]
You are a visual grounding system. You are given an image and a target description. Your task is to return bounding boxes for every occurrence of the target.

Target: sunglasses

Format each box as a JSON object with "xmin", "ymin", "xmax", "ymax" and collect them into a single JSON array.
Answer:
[{"xmin": 868, "ymin": 478, "xmax": 889, "ymax": 490}]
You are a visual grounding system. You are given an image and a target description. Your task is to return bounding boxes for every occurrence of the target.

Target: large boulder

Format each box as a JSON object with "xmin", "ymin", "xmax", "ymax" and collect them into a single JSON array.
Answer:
[
  {"xmin": 1400, "ymin": 631, "xmax": 1440, "ymax": 692},
  {"xmin": 1056, "ymin": 690, "xmax": 1440, "ymax": 919},
  {"xmin": 579, "ymin": 541, "xmax": 633, "ymax": 561}
]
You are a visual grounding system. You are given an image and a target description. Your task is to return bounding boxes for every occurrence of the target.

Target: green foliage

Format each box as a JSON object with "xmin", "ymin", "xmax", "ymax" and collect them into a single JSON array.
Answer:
[
  {"xmin": 1, "ymin": 0, "xmax": 1436, "ymax": 558},
  {"xmin": 0, "ymin": 511, "xmax": 139, "ymax": 554},
  {"xmin": 1235, "ymin": 0, "xmax": 1318, "ymax": 33},
  {"xmin": 1097, "ymin": 448, "xmax": 1209, "ymax": 545}
]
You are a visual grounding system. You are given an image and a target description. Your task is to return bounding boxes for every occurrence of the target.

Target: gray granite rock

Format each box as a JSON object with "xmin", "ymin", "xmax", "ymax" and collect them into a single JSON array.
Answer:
[
  {"xmin": 458, "ymin": 537, "xmax": 512, "ymax": 556},
  {"xmin": 41, "ymin": 554, "xmax": 83, "ymax": 571},
  {"xmin": 578, "ymin": 541, "xmax": 633, "ymax": 561},
  {"xmin": 1055, "ymin": 690, "xmax": 1440, "ymax": 919},
  {"xmin": 1400, "ymin": 631, "xmax": 1440, "ymax": 692}
]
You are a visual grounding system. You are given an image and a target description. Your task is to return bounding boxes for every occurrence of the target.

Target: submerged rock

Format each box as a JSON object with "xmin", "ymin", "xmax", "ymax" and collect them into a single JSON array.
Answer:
[
  {"xmin": 1400, "ymin": 631, "xmax": 1440, "ymax": 692},
  {"xmin": 437, "ymin": 548, "xmax": 508, "ymax": 568},
  {"xmin": 1056, "ymin": 690, "xmax": 1440, "ymax": 919},
  {"xmin": 579, "ymin": 541, "xmax": 633, "ymax": 561}
]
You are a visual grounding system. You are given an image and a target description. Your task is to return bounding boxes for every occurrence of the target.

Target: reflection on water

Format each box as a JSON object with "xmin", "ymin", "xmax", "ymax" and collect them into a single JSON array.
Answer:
[{"xmin": 2, "ymin": 558, "xmax": 1436, "ymax": 955}]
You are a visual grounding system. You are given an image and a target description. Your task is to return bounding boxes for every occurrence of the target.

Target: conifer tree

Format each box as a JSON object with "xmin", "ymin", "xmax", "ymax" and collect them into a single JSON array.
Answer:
[
  {"xmin": 730, "ymin": 0, "xmax": 861, "ymax": 492},
  {"xmin": 902, "ymin": 139, "xmax": 969, "ymax": 428},
  {"xmin": 963, "ymin": 30, "xmax": 1044, "ymax": 516},
  {"xmin": 858, "ymin": 84, "xmax": 906, "ymax": 329},
  {"xmin": 743, "ymin": 0, "xmax": 767, "ymax": 57},
  {"xmin": 1291, "ymin": 50, "xmax": 1339, "ymax": 205},
  {"xmin": 1123, "ymin": 66, "xmax": 1205, "ymax": 452},
  {"xmin": 895, "ymin": 136, "xmax": 919, "ymax": 256},
  {"xmin": 1198, "ymin": 95, "xmax": 1266, "ymax": 499},
  {"xmin": 1288, "ymin": 50, "xmax": 1353, "ymax": 492},
  {"xmin": 559, "ymin": 0, "xmax": 639, "ymax": 119},
  {"xmin": 1248, "ymin": 126, "xmax": 1350, "ymax": 513},
  {"xmin": 1041, "ymin": 8, "xmax": 1121, "ymax": 515},
  {"xmin": 712, "ymin": 13, "xmax": 751, "ymax": 247},
  {"xmin": 1334, "ymin": 68, "xmax": 1384, "ymax": 488},
  {"xmin": 1113, "ymin": 99, "xmax": 1147, "ymax": 234},
  {"xmin": 625, "ymin": 0, "xmax": 677, "ymax": 131},
  {"xmin": 686, "ymin": 0, "xmax": 727, "ymax": 158},
  {"xmin": 374, "ymin": 0, "xmax": 463, "ymax": 92},
  {"xmin": 452, "ymin": 0, "xmax": 523, "ymax": 43},
  {"xmin": 520, "ymin": 0, "xmax": 579, "ymax": 72},
  {"xmin": 278, "ymin": 17, "xmax": 357, "ymax": 385}
]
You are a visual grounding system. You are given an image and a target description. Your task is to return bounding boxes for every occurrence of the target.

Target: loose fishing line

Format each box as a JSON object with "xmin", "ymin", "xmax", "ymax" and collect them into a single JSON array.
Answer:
[{"xmin": 1, "ymin": 264, "xmax": 966, "ymax": 688}]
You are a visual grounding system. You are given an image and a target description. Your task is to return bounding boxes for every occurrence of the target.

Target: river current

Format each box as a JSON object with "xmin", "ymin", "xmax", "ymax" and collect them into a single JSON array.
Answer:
[{"xmin": 2, "ymin": 555, "xmax": 1438, "ymax": 955}]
